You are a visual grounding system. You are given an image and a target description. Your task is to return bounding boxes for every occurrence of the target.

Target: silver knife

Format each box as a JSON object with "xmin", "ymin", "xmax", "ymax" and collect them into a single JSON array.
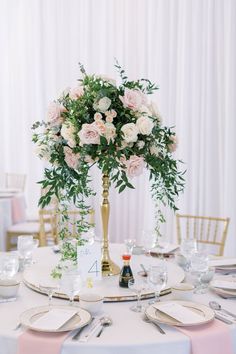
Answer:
[
  {"xmin": 215, "ymin": 314, "xmax": 233, "ymax": 324},
  {"xmin": 0, "ymin": 297, "xmax": 16, "ymax": 304}
]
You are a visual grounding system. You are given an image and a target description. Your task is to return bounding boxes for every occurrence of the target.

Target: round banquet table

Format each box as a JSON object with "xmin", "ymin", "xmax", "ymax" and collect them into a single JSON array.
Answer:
[{"xmin": 0, "ymin": 244, "xmax": 236, "ymax": 354}]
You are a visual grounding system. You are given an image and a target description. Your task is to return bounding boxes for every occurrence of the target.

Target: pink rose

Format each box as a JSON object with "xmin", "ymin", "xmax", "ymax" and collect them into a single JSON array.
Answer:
[
  {"xmin": 119, "ymin": 88, "xmax": 146, "ymax": 111},
  {"xmin": 47, "ymin": 102, "xmax": 66, "ymax": 126},
  {"xmin": 93, "ymin": 120, "xmax": 106, "ymax": 135},
  {"xmin": 124, "ymin": 155, "xmax": 145, "ymax": 178},
  {"xmin": 94, "ymin": 112, "xmax": 103, "ymax": 121},
  {"xmin": 105, "ymin": 123, "xmax": 116, "ymax": 143},
  {"xmin": 168, "ymin": 135, "xmax": 178, "ymax": 152},
  {"xmin": 78, "ymin": 123, "xmax": 100, "ymax": 145},
  {"xmin": 69, "ymin": 85, "xmax": 84, "ymax": 100},
  {"xmin": 64, "ymin": 147, "xmax": 80, "ymax": 169}
]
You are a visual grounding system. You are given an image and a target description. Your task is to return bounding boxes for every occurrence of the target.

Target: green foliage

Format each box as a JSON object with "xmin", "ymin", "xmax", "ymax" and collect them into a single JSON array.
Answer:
[{"xmin": 32, "ymin": 62, "xmax": 185, "ymax": 275}]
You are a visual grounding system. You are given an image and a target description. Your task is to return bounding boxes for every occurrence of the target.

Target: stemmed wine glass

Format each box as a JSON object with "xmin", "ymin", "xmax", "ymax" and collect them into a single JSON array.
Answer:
[
  {"xmin": 180, "ymin": 238, "xmax": 197, "ymax": 272},
  {"xmin": 128, "ymin": 276, "xmax": 146, "ymax": 312},
  {"xmin": 0, "ymin": 253, "xmax": 19, "ymax": 279},
  {"xmin": 60, "ymin": 269, "xmax": 83, "ymax": 305},
  {"xmin": 124, "ymin": 239, "xmax": 136, "ymax": 255},
  {"xmin": 191, "ymin": 252, "xmax": 209, "ymax": 294},
  {"xmin": 17, "ymin": 235, "xmax": 39, "ymax": 270},
  {"xmin": 39, "ymin": 281, "xmax": 60, "ymax": 307},
  {"xmin": 148, "ymin": 263, "xmax": 168, "ymax": 304}
]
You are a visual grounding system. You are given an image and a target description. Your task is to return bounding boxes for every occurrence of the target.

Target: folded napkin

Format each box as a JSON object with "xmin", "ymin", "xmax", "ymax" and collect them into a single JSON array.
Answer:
[
  {"xmin": 155, "ymin": 303, "xmax": 203, "ymax": 324},
  {"xmin": 177, "ymin": 319, "xmax": 233, "ymax": 354},
  {"xmin": 17, "ymin": 330, "xmax": 68, "ymax": 354},
  {"xmin": 211, "ymin": 280, "xmax": 236, "ymax": 290}
]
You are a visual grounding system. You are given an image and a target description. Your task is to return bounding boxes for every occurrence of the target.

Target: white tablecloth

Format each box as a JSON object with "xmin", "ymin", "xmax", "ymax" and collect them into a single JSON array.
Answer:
[{"xmin": 0, "ymin": 245, "xmax": 236, "ymax": 354}]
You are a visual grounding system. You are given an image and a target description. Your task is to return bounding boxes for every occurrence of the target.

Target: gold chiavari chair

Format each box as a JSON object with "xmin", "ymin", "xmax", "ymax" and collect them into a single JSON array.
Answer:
[
  {"xmin": 176, "ymin": 214, "xmax": 230, "ymax": 256},
  {"xmin": 39, "ymin": 208, "xmax": 95, "ymax": 246}
]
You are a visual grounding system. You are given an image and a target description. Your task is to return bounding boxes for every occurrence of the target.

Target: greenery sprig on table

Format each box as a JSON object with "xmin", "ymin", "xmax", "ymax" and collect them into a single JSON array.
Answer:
[{"xmin": 32, "ymin": 62, "xmax": 185, "ymax": 276}]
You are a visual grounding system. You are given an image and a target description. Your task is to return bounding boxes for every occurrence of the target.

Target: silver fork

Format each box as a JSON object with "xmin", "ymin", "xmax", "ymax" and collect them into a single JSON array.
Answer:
[{"xmin": 142, "ymin": 315, "xmax": 166, "ymax": 334}]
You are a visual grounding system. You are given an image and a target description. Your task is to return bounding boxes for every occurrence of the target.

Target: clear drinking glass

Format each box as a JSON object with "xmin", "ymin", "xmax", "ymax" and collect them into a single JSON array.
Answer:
[
  {"xmin": 191, "ymin": 252, "xmax": 209, "ymax": 294},
  {"xmin": 124, "ymin": 239, "xmax": 136, "ymax": 255},
  {"xmin": 39, "ymin": 282, "xmax": 60, "ymax": 307},
  {"xmin": 180, "ymin": 239, "xmax": 197, "ymax": 271},
  {"xmin": 60, "ymin": 269, "xmax": 82, "ymax": 305},
  {"xmin": 17, "ymin": 235, "xmax": 39, "ymax": 269},
  {"xmin": 148, "ymin": 264, "xmax": 168, "ymax": 304},
  {"xmin": 0, "ymin": 253, "xmax": 19, "ymax": 279},
  {"xmin": 128, "ymin": 277, "xmax": 145, "ymax": 312}
]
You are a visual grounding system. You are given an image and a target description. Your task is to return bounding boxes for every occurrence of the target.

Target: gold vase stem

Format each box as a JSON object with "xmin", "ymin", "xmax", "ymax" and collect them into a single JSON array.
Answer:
[{"xmin": 101, "ymin": 173, "xmax": 120, "ymax": 276}]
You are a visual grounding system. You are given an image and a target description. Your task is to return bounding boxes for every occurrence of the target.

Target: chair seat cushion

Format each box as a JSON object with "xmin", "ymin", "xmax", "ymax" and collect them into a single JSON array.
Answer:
[{"xmin": 7, "ymin": 222, "xmax": 51, "ymax": 234}]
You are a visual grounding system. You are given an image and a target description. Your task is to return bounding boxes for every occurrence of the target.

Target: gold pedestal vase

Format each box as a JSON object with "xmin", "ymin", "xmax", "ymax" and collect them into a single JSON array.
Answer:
[{"xmin": 101, "ymin": 173, "xmax": 120, "ymax": 276}]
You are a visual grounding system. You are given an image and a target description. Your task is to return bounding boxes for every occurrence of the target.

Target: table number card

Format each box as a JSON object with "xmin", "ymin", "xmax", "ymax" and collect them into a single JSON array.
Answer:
[{"xmin": 77, "ymin": 241, "xmax": 102, "ymax": 282}]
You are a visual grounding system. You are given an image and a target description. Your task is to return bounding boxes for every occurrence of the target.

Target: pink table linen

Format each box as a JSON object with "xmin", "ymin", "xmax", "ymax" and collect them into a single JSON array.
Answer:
[
  {"xmin": 11, "ymin": 195, "xmax": 26, "ymax": 224},
  {"xmin": 17, "ymin": 330, "xmax": 69, "ymax": 354},
  {"xmin": 177, "ymin": 319, "xmax": 233, "ymax": 354}
]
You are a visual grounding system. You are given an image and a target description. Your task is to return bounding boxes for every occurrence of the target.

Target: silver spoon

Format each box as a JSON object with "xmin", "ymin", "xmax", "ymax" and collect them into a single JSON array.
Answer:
[
  {"xmin": 96, "ymin": 316, "xmax": 112, "ymax": 337},
  {"xmin": 209, "ymin": 301, "xmax": 236, "ymax": 320}
]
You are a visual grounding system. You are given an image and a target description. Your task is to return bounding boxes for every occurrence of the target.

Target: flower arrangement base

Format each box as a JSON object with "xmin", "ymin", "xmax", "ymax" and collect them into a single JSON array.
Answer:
[{"xmin": 101, "ymin": 174, "xmax": 120, "ymax": 276}]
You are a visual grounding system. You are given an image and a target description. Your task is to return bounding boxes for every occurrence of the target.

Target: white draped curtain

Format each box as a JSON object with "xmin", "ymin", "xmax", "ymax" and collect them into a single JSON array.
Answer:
[{"xmin": 1, "ymin": 0, "xmax": 236, "ymax": 254}]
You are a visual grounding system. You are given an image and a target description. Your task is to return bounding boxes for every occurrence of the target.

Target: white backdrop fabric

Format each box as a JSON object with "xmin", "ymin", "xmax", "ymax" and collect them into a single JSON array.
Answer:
[{"xmin": 0, "ymin": 0, "xmax": 236, "ymax": 254}]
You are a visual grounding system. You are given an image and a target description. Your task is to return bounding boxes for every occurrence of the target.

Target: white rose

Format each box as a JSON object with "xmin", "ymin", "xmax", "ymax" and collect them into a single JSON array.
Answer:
[
  {"xmin": 97, "ymin": 97, "xmax": 111, "ymax": 113},
  {"xmin": 61, "ymin": 122, "xmax": 76, "ymax": 148},
  {"xmin": 121, "ymin": 123, "xmax": 139, "ymax": 143},
  {"xmin": 136, "ymin": 140, "xmax": 145, "ymax": 149},
  {"xmin": 136, "ymin": 116, "xmax": 154, "ymax": 135},
  {"xmin": 150, "ymin": 144, "xmax": 160, "ymax": 156},
  {"xmin": 139, "ymin": 105, "xmax": 151, "ymax": 116}
]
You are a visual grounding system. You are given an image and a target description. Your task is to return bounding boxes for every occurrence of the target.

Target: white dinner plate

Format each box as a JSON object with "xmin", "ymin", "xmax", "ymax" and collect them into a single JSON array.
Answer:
[
  {"xmin": 20, "ymin": 305, "xmax": 91, "ymax": 332},
  {"xmin": 145, "ymin": 300, "xmax": 215, "ymax": 327}
]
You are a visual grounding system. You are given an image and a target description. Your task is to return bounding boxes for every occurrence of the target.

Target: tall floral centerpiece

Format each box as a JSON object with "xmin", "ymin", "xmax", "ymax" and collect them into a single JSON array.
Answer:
[{"xmin": 32, "ymin": 63, "xmax": 185, "ymax": 276}]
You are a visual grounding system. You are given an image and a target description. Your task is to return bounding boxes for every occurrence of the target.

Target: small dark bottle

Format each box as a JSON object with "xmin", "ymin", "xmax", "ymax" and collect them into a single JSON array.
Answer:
[{"xmin": 119, "ymin": 254, "xmax": 134, "ymax": 288}]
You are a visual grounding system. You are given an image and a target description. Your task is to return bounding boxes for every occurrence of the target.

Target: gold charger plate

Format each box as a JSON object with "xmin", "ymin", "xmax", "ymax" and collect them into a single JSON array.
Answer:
[
  {"xmin": 20, "ymin": 305, "xmax": 91, "ymax": 332},
  {"xmin": 145, "ymin": 300, "xmax": 215, "ymax": 327}
]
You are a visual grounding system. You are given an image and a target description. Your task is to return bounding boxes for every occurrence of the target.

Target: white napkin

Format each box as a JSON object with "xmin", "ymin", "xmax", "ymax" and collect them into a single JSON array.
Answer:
[
  {"xmin": 154, "ymin": 302, "xmax": 203, "ymax": 324},
  {"xmin": 33, "ymin": 308, "xmax": 78, "ymax": 330},
  {"xmin": 209, "ymin": 258, "xmax": 236, "ymax": 267},
  {"xmin": 211, "ymin": 280, "xmax": 236, "ymax": 290}
]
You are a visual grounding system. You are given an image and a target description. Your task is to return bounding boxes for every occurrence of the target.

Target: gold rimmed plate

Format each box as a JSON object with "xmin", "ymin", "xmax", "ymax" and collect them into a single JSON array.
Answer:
[
  {"xmin": 145, "ymin": 300, "xmax": 215, "ymax": 327},
  {"xmin": 20, "ymin": 305, "xmax": 91, "ymax": 332}
]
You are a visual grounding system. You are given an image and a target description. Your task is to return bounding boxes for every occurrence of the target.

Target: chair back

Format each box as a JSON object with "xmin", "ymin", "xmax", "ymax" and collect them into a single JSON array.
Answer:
[
  {"xmin": 39, "ymin": 208, "xmax": 95, "ymax": 246},
  {"xmin": 176, "ymin": 214, "xmax": 230, "ymax": 256},
  {"xmin": 5, "ymin": 173, "xmax": 26, "ymax": 192}
]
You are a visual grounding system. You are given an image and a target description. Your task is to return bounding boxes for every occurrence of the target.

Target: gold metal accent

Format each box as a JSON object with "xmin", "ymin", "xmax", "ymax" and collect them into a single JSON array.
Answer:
[
  {"xmin": 176, "ymin": 213, "xmax": 230, "ymax": 256},
  {"xmin": 101, "ymin": 173, "xmax": 120, "ymax": 276}
]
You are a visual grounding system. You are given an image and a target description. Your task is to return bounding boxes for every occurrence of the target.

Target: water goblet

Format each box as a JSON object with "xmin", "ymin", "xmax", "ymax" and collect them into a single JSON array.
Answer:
[
  {"xmin": 60, "ymin": 269, "xmax": 83, "ymax": 305},
  {"xmin": 17, "ymin": 235, "xmax": 39, "ymax": 269},
  {"xmin": 0, "ymin": 253, "xmax": 19, "ymax": 279},
  {"xmin": 148, "ymin": 263, "xmax": 168, "ymax": 304},
  {"xmin": 180, "ymin": 239, "xmax": 197, "ymax": 272},
  {"xmin": 124, "ymin": 239, "xmax": 136, "ymax": 255},
  {"xmin": 190, "ymin": 252, "xmax": 209, "ymax": 294},
  {"xmin": 128, "ymin": 277, "xmax": 146, "ymax": 312}
]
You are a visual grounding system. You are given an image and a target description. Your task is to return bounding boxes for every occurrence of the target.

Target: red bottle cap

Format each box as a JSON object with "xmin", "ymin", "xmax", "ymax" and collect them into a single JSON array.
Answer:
[{"xmin": 122, "ymin": 254, "xmax": 131, "ymax": 260}]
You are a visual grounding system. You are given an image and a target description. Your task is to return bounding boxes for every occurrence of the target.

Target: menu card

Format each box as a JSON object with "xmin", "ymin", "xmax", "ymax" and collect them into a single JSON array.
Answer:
[
  {"xmin": 154, "ymin": 302, "xmax": 203, "ymax": 324},
  {"xmin": 33, "ymin": 308, "xmax": 78, "ymax": 330}
]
